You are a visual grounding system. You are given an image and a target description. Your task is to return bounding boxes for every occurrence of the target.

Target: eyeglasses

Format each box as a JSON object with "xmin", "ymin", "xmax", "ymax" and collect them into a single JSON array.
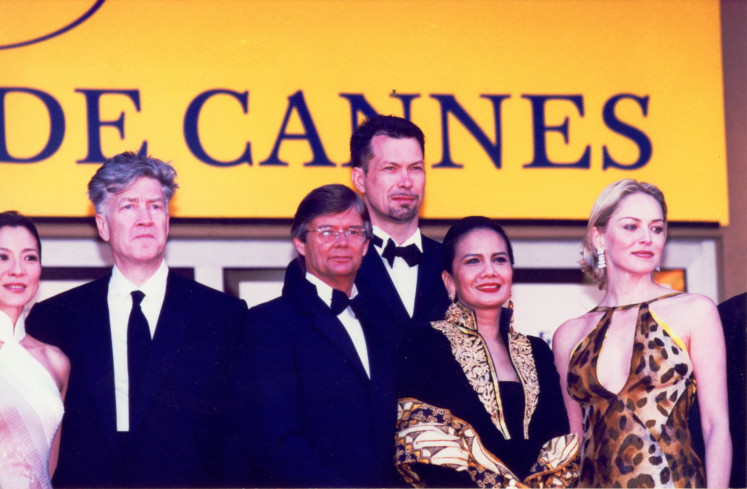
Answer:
[{"xmin": 307, "ymin": 227, "xmax": 368, "ymax": 245}]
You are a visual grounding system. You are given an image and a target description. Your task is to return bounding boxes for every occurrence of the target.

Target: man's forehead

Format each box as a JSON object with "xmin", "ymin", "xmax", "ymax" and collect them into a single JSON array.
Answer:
[
  {"xmin": 113, "ymin": 178, "xmax": 165, "ymax": 199},
  {"xmin": 369, "ymin": 136, "xmax": 423, "ymax": 162},
  {"xmin": 310, "ymin": 209, "xmax": 363, "ymax": 227}
]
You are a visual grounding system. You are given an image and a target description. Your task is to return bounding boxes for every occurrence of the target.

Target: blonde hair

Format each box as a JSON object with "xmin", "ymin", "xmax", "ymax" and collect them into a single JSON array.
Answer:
[{"xmin": 581, "ymin": 179, "xmax": 667, "ymax": 288}]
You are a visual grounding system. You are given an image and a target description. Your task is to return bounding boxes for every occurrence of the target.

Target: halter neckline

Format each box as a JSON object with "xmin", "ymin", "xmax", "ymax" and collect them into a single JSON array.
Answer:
[
  {"xmin": 0, "ymin": 310, "xmax": 26, "ymax": 343},
  {"xmin": 590, "ymin": 291, "xmax": 683, "ymax": 312}
]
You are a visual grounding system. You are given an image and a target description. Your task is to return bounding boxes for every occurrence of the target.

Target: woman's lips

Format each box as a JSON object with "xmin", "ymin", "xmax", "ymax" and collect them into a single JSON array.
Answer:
[
  {"xmin": 3, "ymin": 283, "xmax": 27, "ymax": 293},
  {"xmin": 632, "ymin": 251, "xmax": 654, "ymax": 258}
]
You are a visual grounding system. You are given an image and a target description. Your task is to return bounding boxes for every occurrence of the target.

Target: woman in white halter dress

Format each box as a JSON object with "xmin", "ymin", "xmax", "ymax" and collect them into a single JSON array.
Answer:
[{"xmin": 0, "ymin": 212, "xmax": 69, "ymax": 489}]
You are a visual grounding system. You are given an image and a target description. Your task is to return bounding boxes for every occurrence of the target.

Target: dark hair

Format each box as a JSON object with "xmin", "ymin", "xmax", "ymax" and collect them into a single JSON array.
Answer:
[
  {"xmin": 88, "ymin": 151, "xmax": 178, "ymax": 214},
  {"xmin": 0, "ymin": 211, "xmax": 42, "ymax": 259},
  {"xmin": 581, "ymin": 179, "xmax": 667, "ymax": 288},
  {"xmin": 349, "ymin": 115, "xmax": 425, "ymax": 172},
  {"xmin": 442, "ymin": 216, "xmax": 514, "ymax": 274},
  {"xmin": 291, "ymin": 184, "xmax": 372, "ymax": 242}
]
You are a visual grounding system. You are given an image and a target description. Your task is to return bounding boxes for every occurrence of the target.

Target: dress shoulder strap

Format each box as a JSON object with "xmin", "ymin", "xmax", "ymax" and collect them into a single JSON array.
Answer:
[{"xmin": 590, "ymin": 291, "xmax": 683, "ymax": 312}]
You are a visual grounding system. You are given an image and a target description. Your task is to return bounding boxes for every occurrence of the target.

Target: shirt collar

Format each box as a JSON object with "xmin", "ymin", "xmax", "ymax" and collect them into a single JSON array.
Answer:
[
  {"xmin": 110, "ymin": 259, "xmax": 169, "ymax": 298},
  {"xmin": 305, "ymin": 272, "xmax": 357, "ymax": 307},
  {"xmin": 371, "ymin": 225, "xmax": 423, "ymax": 251},
  {"xmin": 0, "ymin": 309, "xmax": 26, "ymax": 343}
]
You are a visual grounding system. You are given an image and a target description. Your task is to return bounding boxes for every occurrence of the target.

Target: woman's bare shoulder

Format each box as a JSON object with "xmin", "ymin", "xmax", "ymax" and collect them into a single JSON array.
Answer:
[
  {"xmin": 24, "ymin": 334, "xmax": 70, "ymax": 389},
  {"xmin": 655, "ymin": 292, "xmax": 719, "ymax": 321},
  {"xmin": 652, "ymin": 292, "xmax": 721, "ymax": 342},
  {"xmin": 553, "ymin": 312, "xmax": 598, "ymax": 354}
]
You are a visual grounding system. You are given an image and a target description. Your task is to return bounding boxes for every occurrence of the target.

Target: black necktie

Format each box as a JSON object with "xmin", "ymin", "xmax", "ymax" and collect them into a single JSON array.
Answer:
[
  {"xmin": 381, "ymin": 238, "xmax": 421, "ymax": 267},
  {"xmin": 128, "ymin": 291, "xmax": 151, "ymax": 414},
  {"xmin": 330, "ymin": 289, "xmax": 352, "ymax": 316}
]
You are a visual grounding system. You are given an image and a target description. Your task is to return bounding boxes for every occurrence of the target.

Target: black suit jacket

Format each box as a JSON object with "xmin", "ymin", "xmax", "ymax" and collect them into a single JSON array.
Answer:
[
  {"xmin": 355, "ymin": 234, "xmax": 449, "ymax": 345},
  {"xmin": 232, "ymin": 263, "xmax": 398, "ymax": 487},
  {"xmin": 719, "ymin": 293, "xmax": 747, "ymax": 488},
  {"xmin": 26, "ymin": 271, "xmax": 248, "ymax": 488},
  {"xmin": 687, "ymin": 292, "xmax": 746, "ymax": 489}
]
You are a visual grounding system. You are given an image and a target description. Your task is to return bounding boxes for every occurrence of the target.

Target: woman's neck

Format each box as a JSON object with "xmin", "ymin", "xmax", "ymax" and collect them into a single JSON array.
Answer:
[
  {"xmin": 0, "ymin": 306, "xmax": 22, "ymax": 329},
  {"xmin": 474, "ymin": 307, "xmax": 502, "ymax": 339}
]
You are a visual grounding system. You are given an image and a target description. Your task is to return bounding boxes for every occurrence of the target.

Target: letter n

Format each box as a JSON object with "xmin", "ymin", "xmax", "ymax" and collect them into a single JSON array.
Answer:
[{"xmin": 430, "ymin": 94, "xmax": 508, "ymax": 169}]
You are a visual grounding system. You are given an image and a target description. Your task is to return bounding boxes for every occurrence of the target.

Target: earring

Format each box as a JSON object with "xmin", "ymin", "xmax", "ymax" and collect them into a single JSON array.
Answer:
[
  {"xmin": 445, "ymin": 291, "xmax": 461, "ymax": 323},
  {"xmin": 507, "ymin": 297, "xmax": 515, "ymax": 328},
  {"xmin": 655, "ymin": 264, "xmax": 661, "ymax": 272},
  {"xmin": 597, "ymin": 248, "xmax": 606, "ymax": 269}
]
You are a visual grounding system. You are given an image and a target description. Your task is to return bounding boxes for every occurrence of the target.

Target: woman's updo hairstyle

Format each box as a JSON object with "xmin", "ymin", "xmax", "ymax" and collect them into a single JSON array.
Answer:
[{"xmin": 442, "ymin": 216, "xmax": 514, "ymax": 274}]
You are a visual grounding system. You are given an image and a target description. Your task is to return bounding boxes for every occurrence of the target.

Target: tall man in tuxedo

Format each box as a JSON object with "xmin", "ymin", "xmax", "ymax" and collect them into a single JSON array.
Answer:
[
  {"xmin": 26, "ymin": 152, "xmax": 248, "ymax": 488},
  {"xmin": 235, "ymin": 184, "xmax": 398, "ymax": 487},
  {"xmin": 350, "ymin": 115, "xmax": 450, "ymax": 340}
]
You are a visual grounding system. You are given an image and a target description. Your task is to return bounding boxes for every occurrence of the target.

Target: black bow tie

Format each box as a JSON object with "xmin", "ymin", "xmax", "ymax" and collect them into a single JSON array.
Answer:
[
  {"xmin": 331, "ymin": 289, "xmax": 354, "ymax": 316},
  {"xmin": 380, "ymin": 238, "xmax": 421, "ymax": 267}
]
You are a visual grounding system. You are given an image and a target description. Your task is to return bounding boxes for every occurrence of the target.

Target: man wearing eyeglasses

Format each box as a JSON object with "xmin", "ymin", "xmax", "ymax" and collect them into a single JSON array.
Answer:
[{"xmin": 228, "ymin": 184, "xmax": 399, "ymax": 487}]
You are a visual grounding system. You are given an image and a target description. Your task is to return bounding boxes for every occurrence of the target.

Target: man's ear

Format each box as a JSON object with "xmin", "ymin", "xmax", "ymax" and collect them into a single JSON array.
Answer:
[
  {"xmin": 351, "ymin": 167, "xmax": 366, "ymax": 194},
  {"xmin": 293, "ymin": 237, "xmax": 306, "ymax": 258},
  {"xmin": 361, "ymin": 236, "xmax": 370, "ymax": 257},
  {"xmin": 95, "ymin": 214, "xmax": 110, "ymax": 242}
]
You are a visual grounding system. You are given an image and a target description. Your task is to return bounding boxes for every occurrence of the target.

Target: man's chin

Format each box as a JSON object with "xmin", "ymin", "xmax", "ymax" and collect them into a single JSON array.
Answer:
[
  {"xmin": 387, "ymin": 209, "xmax": 418, "ymax": 222},
  {"xmin": 328, "ymin": 265, "xmax": 356, "ymax": 277},
  {"xmin": 130, "ymin": 248, "xmax": 165, "ymax": 264}
]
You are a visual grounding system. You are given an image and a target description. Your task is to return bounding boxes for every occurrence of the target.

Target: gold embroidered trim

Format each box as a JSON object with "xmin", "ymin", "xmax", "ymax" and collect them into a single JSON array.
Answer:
[
  {"xmin": 507, "ymin": 328, "xmax": 540, "ymax": 439},
  {"xmin": 433, "ymin": 302, "xmax": 510, "ymax": 439}
]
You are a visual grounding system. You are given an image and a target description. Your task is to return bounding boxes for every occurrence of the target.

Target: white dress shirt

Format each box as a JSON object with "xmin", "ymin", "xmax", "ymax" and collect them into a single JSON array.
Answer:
[
  {"xmin": 306, "ymin": 273, "xmax": 370, "ymax": 379},
  {"xmin": 371, "ymin": 225, "xmax": 423, "ymax": 318},
  {"xmin": 108, "ymin": 260, "xmax": 169, "ymax": 431}
]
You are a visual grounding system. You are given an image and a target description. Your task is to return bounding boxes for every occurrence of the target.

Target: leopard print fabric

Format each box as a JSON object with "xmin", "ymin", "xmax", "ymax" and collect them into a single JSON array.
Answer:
[{"xmin": 566, "ymin": 293, "xmax": 705, "ymax": 488}]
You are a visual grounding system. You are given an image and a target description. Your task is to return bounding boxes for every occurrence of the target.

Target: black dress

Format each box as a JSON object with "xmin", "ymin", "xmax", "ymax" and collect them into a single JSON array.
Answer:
[{"xmin": 395, "ymin": 302, "xmax": 578, "ymax": 488}]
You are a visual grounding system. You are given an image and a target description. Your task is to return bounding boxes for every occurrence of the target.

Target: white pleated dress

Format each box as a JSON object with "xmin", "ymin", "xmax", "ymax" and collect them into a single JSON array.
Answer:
[{"xmin": 0, "ymin": 311, "xmax": 64, "ymax": 489}]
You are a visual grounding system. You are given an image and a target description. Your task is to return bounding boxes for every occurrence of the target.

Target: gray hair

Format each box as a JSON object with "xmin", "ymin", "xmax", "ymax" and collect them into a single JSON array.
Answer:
[
  {"xmin": 88, "ymin": 151, "xmax": 178, "ymax": 214},
  {"xmin": 581, "ymin": 179, "xmax": 667, "ymax": 288}
]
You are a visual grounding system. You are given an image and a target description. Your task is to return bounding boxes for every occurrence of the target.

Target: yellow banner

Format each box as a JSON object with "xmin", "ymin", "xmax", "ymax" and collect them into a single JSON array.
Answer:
[{"xmin": 2, "ymin": 0, "xmax": 728, "ymax": 223}]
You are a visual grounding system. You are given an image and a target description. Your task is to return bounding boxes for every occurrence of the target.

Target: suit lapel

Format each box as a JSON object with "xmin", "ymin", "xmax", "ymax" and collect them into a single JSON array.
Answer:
[
  {"xmin": 413, "ymin": 236, "xmax": 444, "ymax": 320},
  {"xmin": 77, "ymin": 277, "xmax": 118, "ymax": 449},
  {"xmin": 289, "ymin": 268, "xmax": 371, "ymax": 384},
  {"xmin": 312, "ymin": 311, "xmax": 370, "ymax": 384},
  {"xmin": 130, "ymin": 273, "xmax": 190, "ymax": 430},
  {"xmin": 356, "ymin": 250, "xmax": 410, "ymax": 325}
]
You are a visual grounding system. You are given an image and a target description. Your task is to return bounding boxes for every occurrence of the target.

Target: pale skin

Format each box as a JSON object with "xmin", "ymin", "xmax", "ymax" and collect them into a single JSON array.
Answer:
[
  {"xmin": 95, "ymin": 176, "xmax": 170, "ymax": 286},
  {"xmin": 351, "ymin": 135, "xmax": 425, "ymax": 244},
  {"xmin": 0, "ymin": 226, "xmax": 70, "ymax": 477},
  {"xmin": 293, "ymin": 207, "xmax": 369, "ymax": 296},
  {"xmin": 552, "ymin": 193, "xmax": 731, "ymax": 488}
]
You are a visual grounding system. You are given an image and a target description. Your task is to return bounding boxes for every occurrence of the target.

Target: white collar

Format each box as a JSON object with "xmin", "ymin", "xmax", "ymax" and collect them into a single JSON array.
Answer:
[
  {"xmin": 372, "ymin": 225, "xmax": 423, "ymax": 251},
  {"xmin": 110, "ymin": 260, "xmax": 169, "ymax": 297},
  {"xmin": 0, "ymin": 309, "xmax": 26, "ymax": 343},
  {"xmin": 305, "ymin": 272, "xmax": 357, "ymax": 307}
]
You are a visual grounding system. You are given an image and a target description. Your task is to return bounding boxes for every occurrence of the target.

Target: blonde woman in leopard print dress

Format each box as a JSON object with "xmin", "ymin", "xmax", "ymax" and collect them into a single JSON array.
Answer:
[{"xmin": 553, "ymin": 180, "xmax": 731, "ymax": 488}]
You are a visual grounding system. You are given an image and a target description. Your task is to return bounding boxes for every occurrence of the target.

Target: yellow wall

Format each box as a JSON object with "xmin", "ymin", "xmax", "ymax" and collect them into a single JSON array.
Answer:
[{"xmin": 2, "ymin": 0, "xmax": 729, "ymax": 223}]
